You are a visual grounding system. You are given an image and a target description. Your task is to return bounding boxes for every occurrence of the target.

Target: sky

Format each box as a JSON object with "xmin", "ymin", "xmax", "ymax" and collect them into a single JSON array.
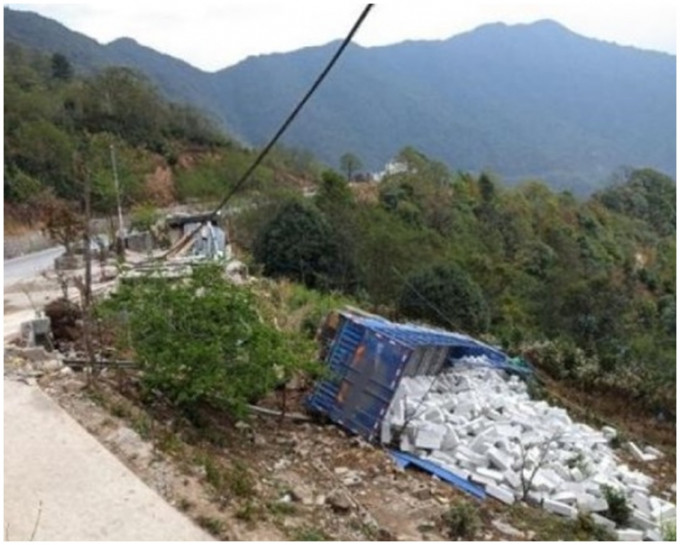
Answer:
[{"xmin": 6, "ymin": 1, "xmax": 678, "ymax": 71}]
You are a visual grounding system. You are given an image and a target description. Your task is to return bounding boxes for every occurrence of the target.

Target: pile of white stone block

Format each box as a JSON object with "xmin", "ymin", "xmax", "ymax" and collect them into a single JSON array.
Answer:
[{"xmin": 381, "ymin": 356, "xmax": 675, "ymax": 541}]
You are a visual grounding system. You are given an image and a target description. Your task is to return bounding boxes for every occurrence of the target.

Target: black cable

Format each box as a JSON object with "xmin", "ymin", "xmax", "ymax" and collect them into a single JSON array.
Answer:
[
  {"xmin": 162, "ymin": 4, "xmax": 374, "ymax": 259},
  {"xmin": 391, "ymin": 265, "xmax": 463, "ymax": 333}
]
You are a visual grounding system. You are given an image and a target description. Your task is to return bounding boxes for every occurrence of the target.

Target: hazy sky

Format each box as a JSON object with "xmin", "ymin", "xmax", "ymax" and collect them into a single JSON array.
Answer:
[{"xmin": 7, "ymin": 1, "xmax": 677, "ymax": 71}]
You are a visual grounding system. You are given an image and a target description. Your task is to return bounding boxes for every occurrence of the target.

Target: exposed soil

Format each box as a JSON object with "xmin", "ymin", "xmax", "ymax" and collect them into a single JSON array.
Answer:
[
  {"xmin": 32, "ymin": 362, "xmax": 675, "ymax": 542},
  {"xmin": 39, "ymin": 369, "xmax": 536, "ymax": 541}
]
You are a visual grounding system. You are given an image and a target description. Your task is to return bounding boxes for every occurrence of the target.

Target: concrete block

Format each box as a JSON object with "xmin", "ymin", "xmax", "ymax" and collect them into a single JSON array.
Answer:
[
  {"xmin": 543, "ymin": 498, "xmax": 578, "ymax": 518},
  {"xmin": 20, "ymin": 318, "xmax": 51, "ymax": 348},
  {"xmin": 658, "ymin": 501, "xmax": 677, "ymax": 522},
  {"xmin": 576, "ymin": 494, "xmax": 608, "ymax": 512},
  {"xmin": 561, "ymin": 482, "xmax": 586, "ymax": 494},
  {"xmin": 570, "ymin": 467, "xmax": 585, "ymax": 482},
  {"xmin": 486, "ymin": 484, "xmax": 515, "ymax": 505},
  {"xmin": 644, "ymin": 529, "xmax": 662, "ymax": 541},
  {"xmin": 389, "ymin": 399, "xmax": 406, "ymax": 427},
  {"xmin": 488, "ymin": 447, "xmax": 512, "ymax": 471},
  {"xmin": 415, "ymin": 427, "xmax": 444, "ymax": 450},
  {"xmin": 423, "ymin": 407, "xmax": 446, "ymax": 424},
  {"xmin": 496, "ymin": 424, "xmax": 521, "ymax": 438},
  {"xmin": 441, "ymin": 427, "xmax": 460, "ymax": 451},
  {"xmin": 643, "ymin": 445, "xmax": 663, "ymax": 458},
  {"xmin": 477, "ymin": 467, "xmax": 504, "ymax": 482},
  {"xmin": 631, "ymin": 492, "xmax": 651, "ymax": 516},
  {"xmin": 526, "ymin": 491, "xmax": 545, "ymax": 506},
  {"xmin": 602, "ymin": 426, "xmax": 618, "ymax": 441},
  {"xmin": 504, "ymin": 470, "xmax": 522, "ymax": 490},
  {"xmin": 380, "ymin": 419, "xmax": 392, "ymax": 444},
  {"xmin": 456, "ymin": 445, "xmax": 487, "ymax": 466},
  {"xmin": 615, "ymin": 529, "xmax": 644, "ymax": 541},
  {"xmin": 399, "ymin": 433, "xmax": 414, "ymax": 453},
  {"xmin": 552, "ymin": 491, "xmax": 578, "ymax": 505},
  {"xmin": 591, "ymin": 513, "xmax": 617, "ymax": 531},
  {"xmin": 469, "ymin": 473, "xmax": 497, "ymax": 488},
  {"xmin": 627, "ymin": 441, "xmax": 647, "ymax": 462},
  {"xmin": 630, "ymin": 509, "xmax": 657, "ymax": 531}
]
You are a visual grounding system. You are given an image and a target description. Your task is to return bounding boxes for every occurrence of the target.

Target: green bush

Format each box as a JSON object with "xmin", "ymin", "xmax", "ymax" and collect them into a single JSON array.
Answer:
[
  {"xmin": 442, "ymin": 501, "xmax": 480, "ymax": 540},
  {"xmin": 99, "ymin": 263, "xmax": 316, "ymax": 415},
  {"xmin": 253, "ymin": 200, "xmax": 349, "ymax": 291},
  {"xmin": 602, "ymin": 486, "xmax": 631, "ymax": 527},
  {"xmin": 398, "ymin": 263, "xmax": 490, "ymax": 335},
  {"xmin": 129, "ymin": 203, "xmax": 160, "ymax": 232}
]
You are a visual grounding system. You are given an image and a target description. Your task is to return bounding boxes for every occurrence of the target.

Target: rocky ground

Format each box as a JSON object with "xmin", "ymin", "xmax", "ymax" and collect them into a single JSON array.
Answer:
[{"xmin": 6, "ymin": 343, "xmax": 674, "ymax": 541}]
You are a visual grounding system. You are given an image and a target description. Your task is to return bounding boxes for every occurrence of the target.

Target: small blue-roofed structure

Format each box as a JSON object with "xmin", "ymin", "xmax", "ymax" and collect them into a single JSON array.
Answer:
[{"xmin": 307, "ymin": 309, "xmax": 526, "ymax": 443}]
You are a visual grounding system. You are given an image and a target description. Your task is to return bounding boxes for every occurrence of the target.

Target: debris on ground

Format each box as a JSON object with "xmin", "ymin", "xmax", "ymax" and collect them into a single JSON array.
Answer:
[{"xmin": 381, "ymin": 356, "xmax": 676, "ymax": 539}]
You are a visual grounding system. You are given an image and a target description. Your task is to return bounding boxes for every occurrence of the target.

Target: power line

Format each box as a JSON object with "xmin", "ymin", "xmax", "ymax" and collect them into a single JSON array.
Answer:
[{"xmin": 163, "ymin": 4, "xmax": 374, "ymax": 259}]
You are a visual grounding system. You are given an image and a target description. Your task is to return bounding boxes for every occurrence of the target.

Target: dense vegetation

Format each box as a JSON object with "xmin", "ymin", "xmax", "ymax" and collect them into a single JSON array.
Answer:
[
  {"xmin": 98, "ymin": 264, "xmax": 319, "ymax": 416},
  {"xmin": 4, "ymin": 42, "xmax": 319, "ymax": 230},
  {"xmin": 245, "ymin": 148, "xmax": 676, "ymax": 414},
  {"xmin": 6, "ymin": 8, "xmax": 676, "ymax": 193},
  {"xmin": 4, "ymin": 39, "xmax": 675, "ymax": 419}
]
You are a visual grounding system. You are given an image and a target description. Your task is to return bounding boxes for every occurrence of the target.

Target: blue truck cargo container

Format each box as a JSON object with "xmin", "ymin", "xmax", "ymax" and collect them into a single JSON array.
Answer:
[{"xmin": 307, "ymin": 309, "xmax": 519, "ymax": 443}]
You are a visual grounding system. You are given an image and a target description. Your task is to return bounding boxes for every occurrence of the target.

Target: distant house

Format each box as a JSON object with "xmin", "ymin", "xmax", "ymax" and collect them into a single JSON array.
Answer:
[
  {"xmin": 165, "ymin": 212, "xmax": 231, "ymax": 260},
  {"xmin": 372, "ymin": 159, "xmax": 408, "ymax": 182}
]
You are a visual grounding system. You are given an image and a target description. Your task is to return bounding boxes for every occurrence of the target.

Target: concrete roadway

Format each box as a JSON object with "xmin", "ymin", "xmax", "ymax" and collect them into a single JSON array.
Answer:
[
  {"xmin": 4, "ymin": 245, "xmax": 210, "ymax": 541},
  {"xmin": 4, "ymin": 379, "xmax": 211, "ymax": 541}
]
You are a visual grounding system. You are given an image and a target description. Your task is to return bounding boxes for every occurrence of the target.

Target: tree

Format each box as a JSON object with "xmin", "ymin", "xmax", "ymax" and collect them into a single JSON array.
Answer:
[
  {"xmin": 41, "ymin": 195, "xmax": 85, "ymax": 255},
  {"xmin": 253, "ymin": 200, "xmax": 346, "ymax": 290},
  {"xmin": 51, "ymin": 53, "xmax": 73, "ymax": 81},
  {"xmin": 339, "ymin": 152, "xmax": 362, "ymax": 181},
  {"xmin": 315, "ymin": 169, "xmax": 353, "ymax": 212},
  {"xmin": 398, "ymin": 263, "xmax": 490, "ymax": 334}
]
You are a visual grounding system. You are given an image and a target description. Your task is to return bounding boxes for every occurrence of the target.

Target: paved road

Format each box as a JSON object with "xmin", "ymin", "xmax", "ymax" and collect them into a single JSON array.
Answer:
[
  {"xmin": 4, "ymin": 379, "xmax": 212, "ymax": 541},
  {"xmin": 4, "ymin": 246, "xmax": 64, "ymax": 284}
]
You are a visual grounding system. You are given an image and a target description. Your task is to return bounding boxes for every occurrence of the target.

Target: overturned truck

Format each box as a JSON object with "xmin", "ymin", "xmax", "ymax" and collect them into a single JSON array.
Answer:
[{"xmin": 307, "ymin": 309, "xmax": 674, "ymax": 541}]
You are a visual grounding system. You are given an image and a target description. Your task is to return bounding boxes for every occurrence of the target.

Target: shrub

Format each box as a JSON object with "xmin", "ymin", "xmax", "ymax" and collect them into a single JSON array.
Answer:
[
  {"xmin": 602, "ymin": 486, "xmax": 631, "ymax": 527},
  {"xmin": 99, "ymin": 263, "xmax": 316, "ymax": 415},
  {"xmin": 129, "ymin": 203, "xmax": 159, "ymax": 232},
  {"xmin": 253, "ymin": 200, "xmax": 350, "ymax": 291},
  {"xmin": 442, "ymin": 501, "xmax": 480, "ymax": 540},
  {"xmin": 398, "ymin": 263, "xmax": 490, "ymax": 335}
]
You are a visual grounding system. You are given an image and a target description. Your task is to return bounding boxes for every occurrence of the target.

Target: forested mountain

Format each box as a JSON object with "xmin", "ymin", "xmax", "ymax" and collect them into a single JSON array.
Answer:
[
  {"xmin": 3, "ymin": 29, "xmax": 675, "ymax": 417},
  {"xmin": 5, "ymin": 8, "xmax": 675, "ymax": 194},
  {"xmin": 3, "ymin": 42, "xmax": 319, "ymax": 229}
]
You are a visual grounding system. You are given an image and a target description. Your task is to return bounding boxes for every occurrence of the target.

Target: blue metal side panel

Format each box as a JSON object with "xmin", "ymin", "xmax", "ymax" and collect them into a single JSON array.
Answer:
[
  {"xmin": 389, "ymin": 450, "xmax": 486, "ymax": 500},
  {"xmin": 307, "ymin": 322, "xmax": 412, "ymax": 442}
]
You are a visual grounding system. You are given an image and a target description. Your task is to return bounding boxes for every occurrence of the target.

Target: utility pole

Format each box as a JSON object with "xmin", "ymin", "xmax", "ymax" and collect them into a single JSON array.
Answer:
[{"xmin": 109, "ymin": 144, "xmax": 126, "ymax": 259}]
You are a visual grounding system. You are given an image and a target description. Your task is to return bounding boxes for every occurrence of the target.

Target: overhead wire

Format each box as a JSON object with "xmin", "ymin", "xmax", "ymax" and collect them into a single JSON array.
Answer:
[{"xmin": 161, "ymin": 4, "xmax": 374, "ymax": 260}]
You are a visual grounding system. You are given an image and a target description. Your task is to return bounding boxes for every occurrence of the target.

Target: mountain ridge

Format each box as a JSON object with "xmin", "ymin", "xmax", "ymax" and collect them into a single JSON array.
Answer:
[{"xmin": 4, "ymin": 8, "xmax": 675, "ymax": 193}]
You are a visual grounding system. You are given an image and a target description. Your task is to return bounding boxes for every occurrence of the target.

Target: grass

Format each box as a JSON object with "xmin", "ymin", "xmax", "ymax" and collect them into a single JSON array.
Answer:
[
  {"xmin": 289, "ymin": 526, "xmax": 330, "ymax": 541},
  {"xmin": 267, "ymin": 501, "xmax": 298, "ymax": 516},
  {"xmin": 506, "ymin": 503, "xmax": 615, "ymax": 541},
  {"xmin": 235, "ymin": 500, "xmax": 264, "ymax": 523},
  {"xmin": 225, "ymin": 460, "xmax": 256, "ymax": 498},
  {"xmin": 195, "ymin": 515, "xmax": 223, "ymax": 537},
  {"xmin": 130, "ymin": 413, "xmax": 152, "ymax": 439},
  {"xmin": 177, "ymin": 497, "xmax": 194, "ymax": 512},
  {"xmin": 442, "ymin": 501, "xmax": 480, "ymax": 540}
]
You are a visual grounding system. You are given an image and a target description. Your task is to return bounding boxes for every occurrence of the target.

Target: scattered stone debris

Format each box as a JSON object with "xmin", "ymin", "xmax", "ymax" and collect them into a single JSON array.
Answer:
[
  {"xmin": 4, "ymin": 345, "xmax": 63, "ymax": 379},
  {"xmin": 327, "ymin": 490, "xmax": 353, "ymax": 513},
  {"xmin": 491, "ymin": 519, "xmax": 524, "ymax": 538},
  {"xmin": 381, "ymin": 356, "xmax": 676, "ymax": 538}
]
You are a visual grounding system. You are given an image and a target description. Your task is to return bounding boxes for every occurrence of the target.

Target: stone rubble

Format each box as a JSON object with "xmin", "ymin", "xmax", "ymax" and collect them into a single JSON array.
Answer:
[{"xmin": 381, "ymin": 356, "xmax": 676, "ymax": 540}]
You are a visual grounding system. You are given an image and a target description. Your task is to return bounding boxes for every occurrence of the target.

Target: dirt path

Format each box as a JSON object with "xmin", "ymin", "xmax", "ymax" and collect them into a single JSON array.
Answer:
[{"xmin": 3, "ymin": 378, "xmax": 212, "ymax": 541}]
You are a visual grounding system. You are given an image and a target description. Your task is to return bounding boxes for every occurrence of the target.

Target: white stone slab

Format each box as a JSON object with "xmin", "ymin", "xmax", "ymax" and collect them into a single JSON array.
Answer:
[
  {"xmin": 591, "ymin": 513, "xmax": 617, "ymax": 531},
  {"xmin": 486, "ymin": 483, "xmax": 515, "ymax": 505},
  {"xmin": 543, "ymin": 498, "xmax": 577, "ymax": 518},
  {"xmin": 616, "ymin": 529, "xmax": 644, "ymax": 541}
]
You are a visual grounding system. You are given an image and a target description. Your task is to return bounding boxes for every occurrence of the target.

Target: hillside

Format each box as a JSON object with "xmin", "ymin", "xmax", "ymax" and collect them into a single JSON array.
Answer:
[{"xmin": 4, "ymin": 8, "xmax": 676, "ymax": 194}]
